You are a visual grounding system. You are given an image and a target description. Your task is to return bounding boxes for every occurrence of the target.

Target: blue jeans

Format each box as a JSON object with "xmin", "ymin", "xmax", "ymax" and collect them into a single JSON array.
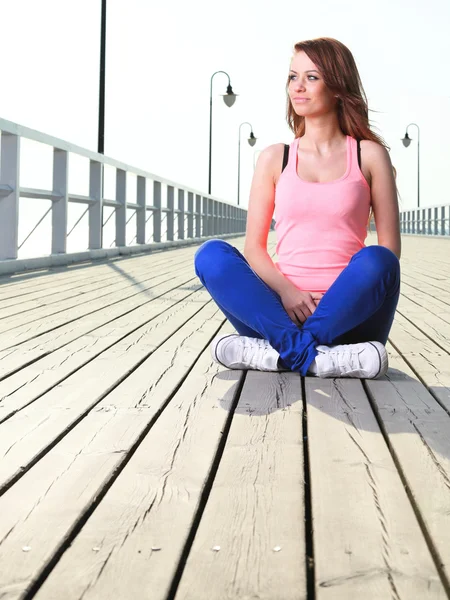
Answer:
[{"xmin": 194, "ymin": 239, "xmax": 400, "ymax": 376}]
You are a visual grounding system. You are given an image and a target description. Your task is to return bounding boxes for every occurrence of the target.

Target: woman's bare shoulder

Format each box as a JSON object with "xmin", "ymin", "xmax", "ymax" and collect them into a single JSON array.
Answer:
[{"xmin": 257, "ymin": 143, "xmax": 288, "ymax": 186}]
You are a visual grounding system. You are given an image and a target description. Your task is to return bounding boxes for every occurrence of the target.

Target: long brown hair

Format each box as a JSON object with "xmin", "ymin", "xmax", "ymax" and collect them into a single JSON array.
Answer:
[{"xmin": 286, "ymin": 37, "xmax": 400, "ymax": 230}]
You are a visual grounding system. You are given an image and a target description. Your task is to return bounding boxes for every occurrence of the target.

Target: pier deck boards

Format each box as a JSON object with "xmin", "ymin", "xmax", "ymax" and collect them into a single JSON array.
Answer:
[{"xmin": 0, "ymin": 232, "xmax": 449, "ymax": 599}]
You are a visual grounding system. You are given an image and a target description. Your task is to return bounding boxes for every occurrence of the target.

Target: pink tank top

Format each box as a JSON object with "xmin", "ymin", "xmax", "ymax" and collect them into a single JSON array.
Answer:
[{"xmin": 274, "ymin": 135, "xmax": 371, "ymax": 294}]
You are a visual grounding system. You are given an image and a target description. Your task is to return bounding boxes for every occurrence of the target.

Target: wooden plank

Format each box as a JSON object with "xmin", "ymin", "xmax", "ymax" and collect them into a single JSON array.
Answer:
[
  {"xmin": 0, "ymin": 293, "xmax": 222, "ymax": 489},
  {"xmin": 0, "ymin": 319, "xmax": 235, "ymax": 600},
  {"xmin": 0, "ymin": 240, "xmax": 207, "ymax": 298},
  {"xmin": 0, "ymin": 254, "xmax": 194, "ymax": 317},
  {"xmin": 401, "ymin": 276, "xmax": 450, "ymax": 307},
  {"xmin": 0, "ymin": 236, "xmax": 265, "ymax": 360},
  {"xmin": 305, "ymin": 376, "xmax": 445, "ymax": 598},
  {"xmin": 175, "ymin": 370, "xmax": 307, "ymax": 600},
  {"xmin": 364, "ymin": 341, "xmax": 450, "ymax": 591},
  {"xmin": 0, "ymin": 283, "xmax": 205, "ymax": 421},
  {"xmin": 0, "ymin": 236, "xmax": 256, "ymax": 345},
  {"xmin": 396, "ymin": 295, "xmax": 450, "ymax": 354},
  {"xmin": 389, "ymin": 312, "xmax": 450, "ymax": 412},
  {"xmin": 0, "ymin": 256, "xmax": 195, "ymax": 334},
  {"xmin": 0, "ymin": 265, "xmax": 196, "ymax": 349},
  {"xmin": 0, "ymin": 270, "xmax": 200, "ymax": 379}
]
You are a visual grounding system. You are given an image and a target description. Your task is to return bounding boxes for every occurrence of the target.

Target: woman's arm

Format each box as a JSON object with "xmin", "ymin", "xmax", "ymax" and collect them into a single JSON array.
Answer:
[
  {"xmin": 243, "ymin": 144, "xmax": 298, "ymax": 295},
  {"xmin": 364, "ymin": 140, "xmax": 402, "ymax": 259}
]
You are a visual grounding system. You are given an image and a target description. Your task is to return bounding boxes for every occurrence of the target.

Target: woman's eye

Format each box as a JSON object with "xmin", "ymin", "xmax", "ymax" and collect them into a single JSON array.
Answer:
[{"xmin": 288, "ymin": 75, "xmax": 318, "ymax": 81}]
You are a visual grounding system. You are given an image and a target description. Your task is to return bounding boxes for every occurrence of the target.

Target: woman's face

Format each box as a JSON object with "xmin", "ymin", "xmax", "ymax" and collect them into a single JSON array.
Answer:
[{"xmin": 288, "ymin": 51, "xmax": 337, "ymax": 117}]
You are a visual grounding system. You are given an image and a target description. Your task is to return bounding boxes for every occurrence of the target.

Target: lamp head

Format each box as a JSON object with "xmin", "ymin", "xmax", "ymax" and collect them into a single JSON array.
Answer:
[
  {"xmin": 222, "ymin": 84, "xmax": 237, "ymax": 107},
  {"xmin": 401, "ymin": 132, "xmax": 412, "ymax": 147},
  {"xmin": 248, "ymin": 132, "xmax": 257, "ymax": 147}
]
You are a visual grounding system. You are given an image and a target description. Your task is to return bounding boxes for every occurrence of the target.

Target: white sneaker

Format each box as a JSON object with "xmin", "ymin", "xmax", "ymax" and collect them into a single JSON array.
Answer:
[
  {"xmin": 210, "ymin": 334, "xmax": 283, "ymax": 371},
  {"xmin": 310, "ymin": 341, "xmax": 388, "ymax": 379}
]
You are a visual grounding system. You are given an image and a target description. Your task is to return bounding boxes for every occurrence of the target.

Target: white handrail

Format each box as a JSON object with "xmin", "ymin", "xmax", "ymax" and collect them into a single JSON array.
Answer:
[
  {"xmin": 0, "ymin": 117, "xmax": 249, "ymax": 273},
  {"xmin": 400, "ymin": 205, "xmax": 450, "ymax": 236}
]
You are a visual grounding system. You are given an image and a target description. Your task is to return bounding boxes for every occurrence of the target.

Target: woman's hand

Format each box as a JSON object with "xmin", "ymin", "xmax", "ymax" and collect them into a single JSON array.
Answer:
[{"xmin": 279, "ymin": 286, "xmax": 324, "ymax": 325}]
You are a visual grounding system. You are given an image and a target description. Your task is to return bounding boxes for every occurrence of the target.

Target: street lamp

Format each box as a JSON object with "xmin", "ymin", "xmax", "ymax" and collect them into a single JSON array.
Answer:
[
  {"xmin": 237, "ymin": 122, "xmax": 257, "ymax": 206},
  {"xmin": 209, "ymin": 71, "xmax": 237, "ymax": 195},
  {"xmin": 401, "ymin": 123, "xmax": 420, "ymax": 208}
]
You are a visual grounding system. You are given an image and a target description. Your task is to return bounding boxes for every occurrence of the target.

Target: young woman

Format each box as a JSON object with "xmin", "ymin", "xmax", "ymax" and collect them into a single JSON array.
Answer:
[{"xmin": 194, "ymin": 37, "xmax": 401, "ymax": 379}]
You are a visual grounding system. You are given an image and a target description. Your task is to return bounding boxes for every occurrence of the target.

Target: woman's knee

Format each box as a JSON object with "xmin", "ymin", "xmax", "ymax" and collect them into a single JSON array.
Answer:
[
  {"xmin": 355, "ymin": 245, "xmax": 400, "ymax": 278},
  {"xmin": 194, "ymin": 239, "xmax": 235, "ymax": 279}
]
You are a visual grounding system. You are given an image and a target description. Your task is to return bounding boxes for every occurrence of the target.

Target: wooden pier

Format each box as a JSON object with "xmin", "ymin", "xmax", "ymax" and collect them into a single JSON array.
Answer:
[{"xmin": 0, "ymin": 232, "xmax": 449, "ymax": 599}]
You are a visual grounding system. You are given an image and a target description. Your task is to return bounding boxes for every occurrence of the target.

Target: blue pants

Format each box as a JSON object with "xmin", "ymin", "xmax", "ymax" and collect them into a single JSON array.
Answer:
[{"xmin": 194, "ymin": 239, "xmax": 400, "ymax": 376}]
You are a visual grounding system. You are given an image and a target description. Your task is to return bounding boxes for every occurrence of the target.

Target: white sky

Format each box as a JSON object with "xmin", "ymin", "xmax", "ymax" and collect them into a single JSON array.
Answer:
[{"xmin": 1, "ymin": 0, "xmax": 449, "ymax": 256}]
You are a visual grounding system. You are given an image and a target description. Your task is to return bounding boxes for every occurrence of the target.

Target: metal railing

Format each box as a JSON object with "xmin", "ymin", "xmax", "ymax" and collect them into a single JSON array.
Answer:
[
  {"xmin": 0, "ymin": 117, "xmax": 249, "ymax": 274},
  {"xmin": 400, "ymin": 204, "xmax": 450, "ymax": 236}
]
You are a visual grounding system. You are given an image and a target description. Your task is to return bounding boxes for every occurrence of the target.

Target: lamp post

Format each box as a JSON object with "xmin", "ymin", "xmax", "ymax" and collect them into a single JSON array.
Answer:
[
  {"xmin": 98, "ymin": 0, "xmax": 106, "ymax": 156},
  {"xmin": 98, "ymin": 0, "xmax": 107, "ymax": 246},
  {"xmin": 237, "ymin": 122, "xmax": 257, "ymax": 206},
  {"xmin": 401, "ymin": 123, "xmax": 420, "ymax": 209},
  {"xmin": 209, "ymin": 71, "xmax": 237, "ymax": 195}
]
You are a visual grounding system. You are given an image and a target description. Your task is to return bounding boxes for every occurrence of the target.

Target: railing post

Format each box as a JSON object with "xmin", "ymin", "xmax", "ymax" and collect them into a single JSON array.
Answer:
[
  {"xmin": 202, "ymin": 196, "xmax": 208, "ymax": 237},
  {"xmin": 178, "ymin": 189, "xmax": 185, "ymax": 240},
  {"xmin": 167, "ymin": 185, "xmax": 174, "ymax": 241},
  {"xmin": 208, "ymin": 198, "xmax": 214, "ymax": 236},
  {"xmin": 434, "ymin": 207, "xmax": 438, "ymax": 236},
  {"xmin": 115, "ymin": 169, "xmax": 126, "ymax": 247},
  {"xmin": 213, "ymin": 200, "xmax": 218, "ymax": 234},
  {"xmin": 136, "ymin": 176, "xmax": 146, "ymax": 244},
  {"xmin": 219, "ymin": 202, "xmax": 223, "ymax": 234},
  {"xmin": 52, "ymin": 148, "xmax": 68, "ymax": 254},
  {"xmin": 442, "ymin": 206, "xmax": 446, "ymax": 236},
  {"xmin": 153, "ymin": 181, "xmax": 161, "ymax": 243},
  {"xmin": 89, "ymin": 159, "xmax": 102, "ymax": 249},
  {"xmin": 195, "ymin": 194, "xmax": 201, "ymax": 237},
  {"xmin": 187, "ymin": 191, "xmax": 194, "ymax": 238},
  {"xmin": 0, "ymin": 133, "xmax": 20, "ymax": 260}
]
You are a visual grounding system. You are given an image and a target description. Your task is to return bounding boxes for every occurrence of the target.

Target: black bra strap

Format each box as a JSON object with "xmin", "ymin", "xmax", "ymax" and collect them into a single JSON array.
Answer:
[
  {"xmin": 282, "ymin": 139, "xmax": 361, "ymax": 172},
  {"xmin": 282, "ymin": 144, "xmax": 289, "ymax": 172}
]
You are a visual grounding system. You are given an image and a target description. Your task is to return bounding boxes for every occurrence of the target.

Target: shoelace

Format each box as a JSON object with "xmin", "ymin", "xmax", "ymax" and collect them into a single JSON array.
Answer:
[
  {"xmin": 325, "ymin": 347, "xmax": 363, "ymax": 373},
  {"xmin": 241, "ymin": 337, "xmax": 271, "ymax": 366}
]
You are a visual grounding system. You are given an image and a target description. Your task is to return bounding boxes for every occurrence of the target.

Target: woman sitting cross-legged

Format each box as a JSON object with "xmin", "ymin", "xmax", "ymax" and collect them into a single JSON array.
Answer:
[{"xmin": 194, "ymin": 36, "xmax": 401, "ymax": 379}]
